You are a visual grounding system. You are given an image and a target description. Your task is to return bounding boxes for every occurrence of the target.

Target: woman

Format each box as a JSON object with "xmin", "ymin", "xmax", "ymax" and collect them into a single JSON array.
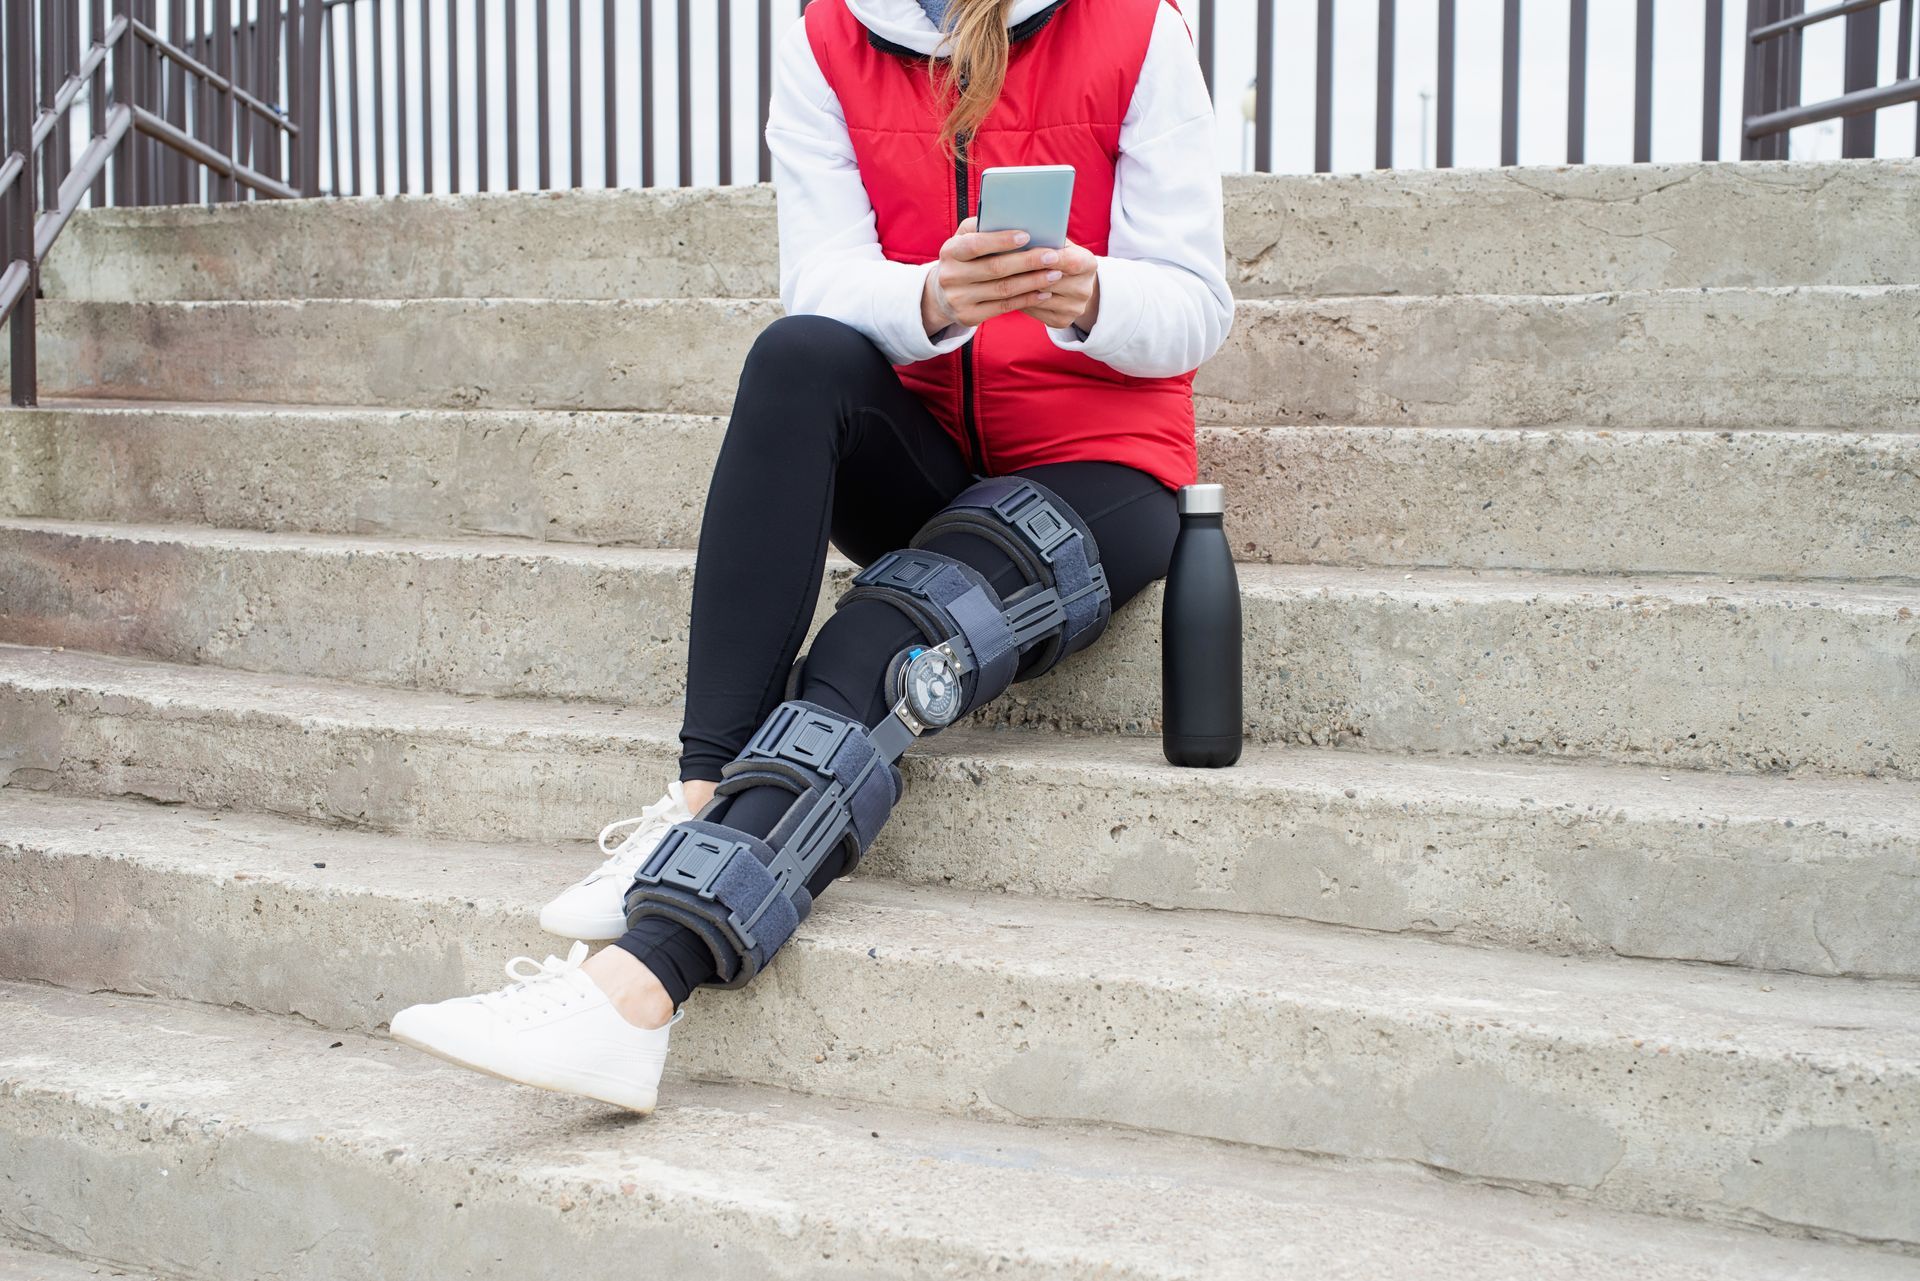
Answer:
[{"xmin": 390, "ymin": 0, "xmax": 1231, "ymax": 1112}]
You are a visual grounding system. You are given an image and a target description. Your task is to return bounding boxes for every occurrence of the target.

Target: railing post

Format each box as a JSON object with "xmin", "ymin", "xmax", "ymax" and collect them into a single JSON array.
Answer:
[
  {"xmin": 216, "ymin": 0, "xmax": 236, "ymax": 199},
  {"xmin": 569, "ymin": 0, "xmax": 582, "ymax": 188},
  {"xmin": 1567, "ymin": 0, "xmax": 1587, "ymax": 162},
  {"xmin": 40, "ymin": 0, "xmax": 64, "ymax": 210},
  {"xmin": 1252, "ymin": 0, "xmax": 1272, "ymax": 171},
  {"xmin": 6, "ymin": 0, "xmax": 38, "ymax": 404},
  {"xmin": 1743, "ymin": 0, "xmax": 1775, "ymax": 159},
  {"xmin": 1744, "ymin": 0, "xmax": 1804, "ymax": 160},
  {"xmin": 1313, "ymin": 0, "xmax": 1332, "ymax": 174},
  {"xmin": 534, "ymin": 0, "xmax": 548, "ymax": 189},
  {"xmin": 674, "ymin": 0, "xmax": 689, "ymax": 184},
  {"xmin": 113, "ymin": 0, "xmax": 132, "ymax": 201},
  {"xmin": 1374, "ymin": 0, "xmax": 1394, "ymax": 170},
  {"xmin": 166, "ymin": 0, "xmax": 188, "ymax": 202},
  {"xmin": 1633, "ymin": 0, "xmax": 1654, "ymax": 162},
  {"xmin": 637, "ymin": 0, "xmax": 651, "ymax": 186},
  {"xmin": 299, "ymin": 0, "xmax": 324, "ymax": 194},
  {"xmin": 1500, "ymin": 0, "xmax": 1520, "ymax": 166},
  {"xmin": 1436, "ymin": 0, "xmax": 1454, "ymax": 167},
  {"xmin": 90, "ymin": 0, "xmax": 107, "ymax": 205},
  {"xmin": 1703, "ymin": 0, "xmax": 1723, "ymax": 160},
  {"xmin": 1841, "ymin": 6, "xmax": 1880, "ymax": 157}
]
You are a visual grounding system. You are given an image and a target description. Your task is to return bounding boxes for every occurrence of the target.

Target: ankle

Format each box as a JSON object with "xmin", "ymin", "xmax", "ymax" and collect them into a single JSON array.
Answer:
[
  {"xmin": 682, "ymin": 778, "xmax": 719, "ymax": 814},
  {"xmin": 581, "ymin": 945, "xmax": 678, "ymax": 1030}
]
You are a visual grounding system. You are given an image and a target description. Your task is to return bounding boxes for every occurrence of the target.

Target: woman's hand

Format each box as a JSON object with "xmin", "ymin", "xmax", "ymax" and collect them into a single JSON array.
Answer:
[
  {"xmin": 1018, "ymin": 241, "xmax": 1099, "ymax": 333},
  {"xmin": 922, "ymin": 217, "xmax": 1078, "ymax": 336}
]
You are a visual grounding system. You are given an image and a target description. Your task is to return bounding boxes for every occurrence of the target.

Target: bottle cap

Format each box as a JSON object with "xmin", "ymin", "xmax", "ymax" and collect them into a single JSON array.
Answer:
[{"xmin": 1177, "ymin": 483, "xmax": 1225, "ymax": 515}]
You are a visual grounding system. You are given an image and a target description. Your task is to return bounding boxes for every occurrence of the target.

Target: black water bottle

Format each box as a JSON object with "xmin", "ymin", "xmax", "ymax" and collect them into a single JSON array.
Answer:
[{"xmin": 1162, "ymin": 483, "xmax": 1242, "ymax": 767}]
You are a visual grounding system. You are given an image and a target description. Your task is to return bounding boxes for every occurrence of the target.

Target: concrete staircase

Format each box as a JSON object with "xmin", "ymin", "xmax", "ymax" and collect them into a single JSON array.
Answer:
[{"xmin": 0, "ymin": 158, "xmax": 1915, "ymax": 1278}]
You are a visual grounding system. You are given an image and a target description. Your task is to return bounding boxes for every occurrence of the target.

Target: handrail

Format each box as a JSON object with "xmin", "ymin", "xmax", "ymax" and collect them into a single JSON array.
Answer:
[
  {"xmin": 1746, "ymin": 76, "xmax": 1920, "ymax": 138},
  {"xmin": 129, "ymin": 105, "xmax": 299, "ymax": 200},
  {"xmin": 3, "ymin": 0, "xmax": 322, "ymax": 404},
  {"xmin": 0, "ymin": 14, "xmax": 127, "ymax": 203},
  {"xmin": 126, "ymin": 18, "xmax": 298, "ymax": 135},
  {"xmin": 1, "ymin": 105, "xmax": 129, "ymax": 321},
  {"xmin": 1750, "ymin": 0, "xmax": 1891, "ymax": 42},
  {"xmin": 1742, "ymin": 0, "xmax": 1917, "ymax": 158},
  {"xmin": 35, "ymin": 104, "xmax": 134, "ymax": 262}
]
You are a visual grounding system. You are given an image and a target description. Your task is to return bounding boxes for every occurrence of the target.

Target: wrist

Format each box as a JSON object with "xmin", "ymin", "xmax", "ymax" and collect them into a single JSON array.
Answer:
[
  {"xmin": 1072, "ymin": 267, "xmax": 1101, "ymax": 333},
  {"xmin": 922, "ymin": 263, "xmax": 956, "ymax": 338}
]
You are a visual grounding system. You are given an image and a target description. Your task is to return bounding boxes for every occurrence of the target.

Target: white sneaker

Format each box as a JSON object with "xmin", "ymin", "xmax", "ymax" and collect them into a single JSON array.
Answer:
[
  {"xmin": 389, "ymin": 941, "xmax": 680, "ymax": 1114},
  {"xmin": 540, "ymin": 783, "xmax": 695, "ymax": 941}
]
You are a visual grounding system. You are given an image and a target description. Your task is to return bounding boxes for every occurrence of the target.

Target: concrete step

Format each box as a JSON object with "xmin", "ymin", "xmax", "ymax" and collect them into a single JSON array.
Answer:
[
  {"xmin": 0, "ymin": 403, "xmax": 730, "ymax": 551},
  {"xmin": 38, "ymin": 160, "xmax": 1920, "ymax": 303},
  {"xmin": 0, "ymin": 523, "xmax": 1912, "ymax": 776},
  {"xmin": 4, "ymin": 798, "xmax": 1918, "ymax": 1245},
  {"xmin": 6, "ymin": 987, "xmax": 1907, "ymax": 1281},
  {"xmin": 0, "ymin": 1246, "xmax": 153, "ymax": 1281},
  {"xmin": 6, "ymin": 402, "xmax": 1916, "ymax": 580},
  {"xmin": 2, "ymin": 651, "xmax": 1916, "ymax": 979},
  {"xmin": 11, "ymin": 288, "xmax": 1918, "ymax": 431}
]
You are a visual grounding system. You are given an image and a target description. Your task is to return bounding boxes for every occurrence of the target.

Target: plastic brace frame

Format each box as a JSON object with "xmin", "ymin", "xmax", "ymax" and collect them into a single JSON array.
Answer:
[
  {"xmin": 632, "ymin": 824, "xmax": 777, "ymax": 962},
  {"xmin": 737, "ymin": 703, "xmax": 892, "ymax": 915},
  {"xmin": 629, "ymin": 703, "xmax": 889, "ymax": 969}
]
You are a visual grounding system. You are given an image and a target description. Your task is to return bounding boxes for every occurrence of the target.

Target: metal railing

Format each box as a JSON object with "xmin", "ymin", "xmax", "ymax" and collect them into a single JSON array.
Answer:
[
  {"xmin": 8, "ymin": 0, "xmax": 1918, "ymax": 402},
  {"xmin": 1745, "ymin": 0, "xmax": 1920, "ymax": 158},
  {"xmin": 300, "ymin": 0, "xmax": 1920, "ymax": 198},
  {"xmin": 1251, "ymin": 0, "xmax": 1726, "ymax": 170},
  {"xmin": 3, "ymin": 0, "xmax": 322, "ymax": 402}
]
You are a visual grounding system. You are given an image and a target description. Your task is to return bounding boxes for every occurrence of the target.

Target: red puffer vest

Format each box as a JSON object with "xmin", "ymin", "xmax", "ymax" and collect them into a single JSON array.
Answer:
[{"xmin": 804, "ymin": 0, "xmax": 1197, "ymax": 490}]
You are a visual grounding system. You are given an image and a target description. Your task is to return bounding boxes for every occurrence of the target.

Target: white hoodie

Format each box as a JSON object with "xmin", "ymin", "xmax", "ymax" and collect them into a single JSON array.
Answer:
[{"xmin": 767, "ymin": 0, "xmax": 1235, "ymax": 378}]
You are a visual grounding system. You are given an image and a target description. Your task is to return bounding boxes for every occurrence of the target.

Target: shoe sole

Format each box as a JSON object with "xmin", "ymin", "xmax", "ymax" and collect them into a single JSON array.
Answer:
[{"xmin": 390, "ymin": 1026, "xmax": 659, "ymax": 1116}]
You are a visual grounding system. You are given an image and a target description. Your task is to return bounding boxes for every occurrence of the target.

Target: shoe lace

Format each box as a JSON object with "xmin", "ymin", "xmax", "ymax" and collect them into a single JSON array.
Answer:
[
  {"xmin": 590, "ymin": 782, "xmax": 690, "ymax": 879},
  {"xmin": 474, "ymin": 940, "xmax": 592, "ymax": 1019}
]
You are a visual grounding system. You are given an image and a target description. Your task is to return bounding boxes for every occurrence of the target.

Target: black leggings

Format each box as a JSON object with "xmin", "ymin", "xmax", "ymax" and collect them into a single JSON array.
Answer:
[{"xmin": 613, "ymin": 315, "xmax": 1179, "ymax": 1004}]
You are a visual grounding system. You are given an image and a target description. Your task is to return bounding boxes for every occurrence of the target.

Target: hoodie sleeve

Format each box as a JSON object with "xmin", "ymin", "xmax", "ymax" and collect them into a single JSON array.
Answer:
[
  {"xmin": 1045, "ymin": 2, "xmax": 1235, "ymax": 377},
  {"xmin": 765, "ymin": 18, "xmax": 978, "ymax": 365}
]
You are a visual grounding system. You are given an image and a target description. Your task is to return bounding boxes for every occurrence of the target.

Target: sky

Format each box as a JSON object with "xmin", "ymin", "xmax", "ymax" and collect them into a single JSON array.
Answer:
[{"xmin": 87, "ymin": 0, "xmax": 1920, "ymax": 193}]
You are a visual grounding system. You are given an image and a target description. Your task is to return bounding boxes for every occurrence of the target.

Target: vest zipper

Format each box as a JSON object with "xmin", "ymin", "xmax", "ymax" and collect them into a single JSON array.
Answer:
[{"xmin": 953, "ymin": 132, "xmax": 986, "ymax": 475}]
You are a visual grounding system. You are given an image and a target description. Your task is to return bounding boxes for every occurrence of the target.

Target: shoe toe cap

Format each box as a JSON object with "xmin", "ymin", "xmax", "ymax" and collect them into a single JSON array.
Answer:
[
  {"xmin": 539, "ymin": 880, "xmax": 628, "ymax": 941},
  {"xmin": 391, "ymin": 996, "xmax": 490, "ymax": 1049}
]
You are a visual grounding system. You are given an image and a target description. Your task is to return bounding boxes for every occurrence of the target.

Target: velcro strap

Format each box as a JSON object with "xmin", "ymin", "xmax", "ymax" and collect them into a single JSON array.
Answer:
[
  {"xmin": 844, "ymin": 550, "xmax": 1019, "ymax": 708},
  {"xmin": 623, "ymin": 820, "xmax": 800, "ymax": 986},
  {"xmin": 914, "ymin": 476, "xmax": 1110, "ymax": 654},
  {"xmin": 728, "ymin": 700, "xmax": 900, "ymax": 860}
]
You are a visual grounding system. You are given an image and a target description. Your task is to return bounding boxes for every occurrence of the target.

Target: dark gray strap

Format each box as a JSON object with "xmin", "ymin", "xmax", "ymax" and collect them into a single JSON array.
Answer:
[
  {"xmin": 623, "ymin": 820, "xmax": 801, "ymax": 987},
  {"xmin": 910, "ymin": 475, "xmax": 1110, "ymax": 669},
  {"xmin": 841, "ymin": 550, "xmax": 1020, "ymax": 710}
]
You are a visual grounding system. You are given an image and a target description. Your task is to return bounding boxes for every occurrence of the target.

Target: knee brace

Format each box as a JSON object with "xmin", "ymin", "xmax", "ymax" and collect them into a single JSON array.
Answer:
[
  {"xmin": 806, "ymin": 475, "xmax": 1112, "ymax": 717},
  {"xmin": 623, "ymin": 700, "xmax": 902, "ymax": 988},
  {"xmin": 626, "ymin": 477, "xmax": 1110, "ymax": 990}
]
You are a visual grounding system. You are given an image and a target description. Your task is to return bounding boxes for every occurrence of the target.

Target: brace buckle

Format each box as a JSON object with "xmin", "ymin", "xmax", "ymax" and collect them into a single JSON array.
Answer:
[
  {"xmin": 747, "ymin": 701, "xmax": 853, "ymax": 776},
  {"xmin": 853, "ymin": 550, "xmax": 949, "ymax": 594},
  {"xmin": 990, "ymin": 487, "xmax": 1075, "ymax": 559}
]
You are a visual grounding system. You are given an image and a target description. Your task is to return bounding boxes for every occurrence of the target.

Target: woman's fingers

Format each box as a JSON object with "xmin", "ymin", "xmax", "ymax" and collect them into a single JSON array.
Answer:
[
  {"xmin": 940, "ymin": 245, "xmax": 1063, "ymax": 287},
  {"xmin": 946, "ymin": 227, "xmax": 1033, "ymax": 262},
  {"xmin": 945, "ymin": 287, "xmax": 1055, "ymax": 326},
  {"xmin": 949, "ymin": 267, "xmax": 1062, "ymax": 305}
]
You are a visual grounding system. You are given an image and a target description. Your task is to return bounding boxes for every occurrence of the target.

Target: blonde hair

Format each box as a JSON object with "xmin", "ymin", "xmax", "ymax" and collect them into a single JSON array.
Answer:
[{"xmin": 930, "ymin": 0, "xmax": 1015, "ymax": 154}]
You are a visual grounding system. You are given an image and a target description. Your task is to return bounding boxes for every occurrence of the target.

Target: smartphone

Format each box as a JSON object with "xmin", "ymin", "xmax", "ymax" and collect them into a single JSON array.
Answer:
[{"xmin": 976, "ymin": 165, "xmax": 1075, "ymax": 250}]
